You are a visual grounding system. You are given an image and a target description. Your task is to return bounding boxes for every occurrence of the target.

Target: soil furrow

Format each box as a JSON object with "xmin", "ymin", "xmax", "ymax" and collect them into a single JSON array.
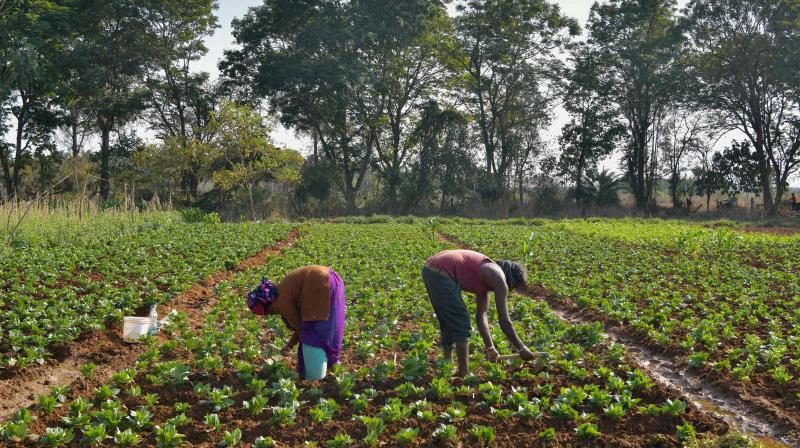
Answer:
[
  {"xmin": 438, "ymin": 231, "xmax": 799, "ymax": 447},
  {"xmin": 0, "ymin": 228, "xmax": 301, "ymax": 422}
]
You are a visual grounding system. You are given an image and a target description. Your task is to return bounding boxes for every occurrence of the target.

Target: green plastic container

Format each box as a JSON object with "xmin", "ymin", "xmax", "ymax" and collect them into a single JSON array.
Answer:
[{"xmin": 302, "ymin": 344, "xmax": 328, "ymax": 380}]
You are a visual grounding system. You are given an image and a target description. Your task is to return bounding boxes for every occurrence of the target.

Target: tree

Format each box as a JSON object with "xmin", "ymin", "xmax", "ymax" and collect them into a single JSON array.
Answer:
[
  {"xmin": 451, "ymin": 0, "xmax": 579, "ymax": 198},
  {"xmin": 141, "ymin": 0, "xmax": 219, "ymax": 200},
  {"xmin": 585, "ymin": 169, "xmax": 624, "ymax": 207},
  {"xmin": 133, "ymin": 135, "xmax": 220, "ymax": 200},
  {"xmin": 209, "ymin": 101, "xmax": 303, "ymax": 219},
  {"xmin": 403, "ymin": 101, "xmax": 475, "ymax": 211},
  {"xmin": 222, "ymin": 0, "xmax": 376, "ymax": 211},
  {"xmin": 686, "ymin": 0, "xmax": 800, "ymax": 215},
  {"xmin": 356, "ymin": 0, "xmax": 450, "ymax": 207},
  {"xmin": 658, "ymin": 109, "xmax": 706, "ymax": 209},
  {"xmin": 588, "ymin": 0, "xmax": 685, "ymax": 211},
  {"xmin": 713, "ymin": 141, "xmax": 763, "ymax": 198},
  {"xmin": 0, "ymin": 0, "xmax": 67, "ymax": 199},
  {"xmin": 558, "ymin": 46, "xmax": 626, "ymax": 209},
  {"xmin": 69, "ymin": 0, "xmax": 152, "ymax": 200}
]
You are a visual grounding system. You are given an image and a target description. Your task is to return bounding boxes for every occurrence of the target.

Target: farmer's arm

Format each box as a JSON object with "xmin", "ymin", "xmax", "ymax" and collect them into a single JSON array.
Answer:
[
  {"xmin": 282, "ymin": 331, "xmax": 300, "ymax": 354},
  {"xmin": 476, "ymin": 292, "xmax": 497, "ymax": 359},
  {"xmin": 480, "ymin": 264, "xmax": 532, "ymax": 357}
]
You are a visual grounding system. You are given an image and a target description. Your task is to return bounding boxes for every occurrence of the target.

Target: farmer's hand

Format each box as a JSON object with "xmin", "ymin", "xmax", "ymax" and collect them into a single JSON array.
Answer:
[
  {"xmin": 484, "ymin": 346, "xmax": 500, "ymax": 362},
  {"xmin": 282, "ymin": 332, "xmax": 300, "ymax": 354},
  {"xmin": 519, "ymin": 347, "xmax": 536, "ymax": 361}
]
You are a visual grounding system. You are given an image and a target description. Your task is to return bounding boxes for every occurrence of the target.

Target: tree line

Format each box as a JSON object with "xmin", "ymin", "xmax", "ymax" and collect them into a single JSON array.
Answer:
[{"xmin": 2, "ymin": 0, "xmax": 799, "ymax": 217}]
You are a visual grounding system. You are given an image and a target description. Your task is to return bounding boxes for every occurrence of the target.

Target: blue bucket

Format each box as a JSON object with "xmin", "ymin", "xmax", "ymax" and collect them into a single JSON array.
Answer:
[{"xmin": 302, "ymin": 344, "xmax": 328, "ymax": 380}]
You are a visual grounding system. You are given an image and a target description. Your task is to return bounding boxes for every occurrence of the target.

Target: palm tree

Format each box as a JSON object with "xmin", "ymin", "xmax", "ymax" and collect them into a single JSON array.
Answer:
[{"xmin": 584, "ymin": 169, "xmax": 624, "ymax": 207}]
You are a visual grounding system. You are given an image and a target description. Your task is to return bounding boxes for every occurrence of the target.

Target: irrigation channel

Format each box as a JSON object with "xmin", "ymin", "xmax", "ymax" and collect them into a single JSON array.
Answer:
[{"xmin": 438, "ymin": 232, "xmax": 798, "ymax": 447}]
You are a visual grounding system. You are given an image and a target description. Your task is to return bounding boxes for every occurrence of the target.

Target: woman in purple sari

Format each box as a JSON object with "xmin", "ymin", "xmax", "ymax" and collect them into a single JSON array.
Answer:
[{"xmin": 247, "ymin": 265, "xmax": 346, "ymax": 379}]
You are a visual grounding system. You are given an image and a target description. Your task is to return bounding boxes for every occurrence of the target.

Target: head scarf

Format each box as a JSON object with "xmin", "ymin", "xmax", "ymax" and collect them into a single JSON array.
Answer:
[
  {"xmin": 496, "ymin": 260, "xmax": 526, "ymax": 291},
  {"xmin": 246, "ymin": 277, "xmax": 278, "ymax": 316}
]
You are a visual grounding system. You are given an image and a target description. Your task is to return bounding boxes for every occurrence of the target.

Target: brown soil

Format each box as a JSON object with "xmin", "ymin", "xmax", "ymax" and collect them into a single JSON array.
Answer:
[
  {"xmin": 0, "ymin": 229, "xmax": 301, "ymax": 422},
  {"xmin": 437, "ymin": 231, "xmax": 800, "ymax": 446},
  {"xmin": 738, "ymin": 226, "xmax": 800, "ymax": 236}
]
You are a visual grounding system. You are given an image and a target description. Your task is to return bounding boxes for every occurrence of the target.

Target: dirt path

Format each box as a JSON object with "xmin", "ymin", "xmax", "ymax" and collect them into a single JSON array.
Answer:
[
  {"xmin": 438, "ymin": 232, "xmax": 799, "ymax": 447},
  {"xmin": 0, "ymin": 229, "xmax": 301, "ymax": 422}
]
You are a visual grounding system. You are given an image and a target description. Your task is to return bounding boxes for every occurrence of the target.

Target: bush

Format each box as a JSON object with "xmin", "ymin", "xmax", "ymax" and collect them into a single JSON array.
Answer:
[{"xmin": 179, "ymin": 208, "xmax": 220, "ymax": 224}]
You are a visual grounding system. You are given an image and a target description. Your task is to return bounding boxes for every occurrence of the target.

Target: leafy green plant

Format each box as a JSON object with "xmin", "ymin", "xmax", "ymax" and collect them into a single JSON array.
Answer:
[
  {"xmin": 38, "ymin": 394, "xmax": 59, "ymax": 414},
  {"xmin": 676, "ymin": 422, "xmax": 697, "ymax": 442},
  {"xmin": 359, "ymin": 416, "xmax": 385, "ymax": 447},
  {"xmin": 80, "ymin": 423, "xmax": 107, "ymax": 446},
  {"xmin": 539, "ymin": 427, "xmax": 556, "ymax": 443},
  {"xmin": 575, "ymin": 423, "xmax": 600, "ymax": 440},
  {"xmin": 221, "ymin": 428, "xmax": 242, "ymax": 447},
  {"xmin": 272, "ymin": 404, "xmax": 298, "ymax": 426},
  {"xmin": 433, "ymin": 423, "xmax": 457, "ymax": 443},
  {"xmin": 253, "ymin": 436, "xmax": 275, "ymax": 448},
  {"xmin": 41, "ymin": 427, "xmax": 74, "ymax": 447},
  {"xmin": 113, "ymin": 428, "xmax": 141, "ymax": 446},
  {"xmin": 154, "ymin": 424, "xmax": 185, "ymax": 448},
  {"xmin": 394, "ymin": 428, "xmax": 419, "ymax": 445},
  {"xmin": 379, "ymin": 397, "xmax": 410, "ymax": 423},
  {"xmin": 604, "ymin": 403, "xmax": 626, "ymax": 420},
  {"xmin": 310, "ymin": 398, "xmax": 339, "ymax": 424},
  {"xmin": 326, "ymin": 433, "xmax": 353, "ymax": 448},
  {"xmin": 204, "ymin": 413, "xmax": 222, "ymax": 432},
  {"xmin": 470, "ymin": 425, "xmax": 495, "ymax": 447},
  {"xmin": 81, "ymin": 362, "xmax": 98, "ymax": 379},
  {"xmin": 441, "ymin": 401, "xmax": 467, "ymax": 422},
  {"xmin": 661, "ymin": 399, "xmax": 687, "ymax": 417},
  {"xmin": 244, "ymin": 394, "xmax": 268, "ymax": 416}
]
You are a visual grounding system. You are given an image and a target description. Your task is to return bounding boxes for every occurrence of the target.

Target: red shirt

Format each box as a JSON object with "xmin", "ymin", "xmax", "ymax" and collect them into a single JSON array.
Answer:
[{"xmin": 426, "ymin": 249, "xmax": 492, "ymax": 294}]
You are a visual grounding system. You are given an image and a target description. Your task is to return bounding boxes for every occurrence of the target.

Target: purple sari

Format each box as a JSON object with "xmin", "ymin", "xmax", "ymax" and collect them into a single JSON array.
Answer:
[{"xmin": 297, "ymin": 269, "xmax": 346, "ymax": 375}]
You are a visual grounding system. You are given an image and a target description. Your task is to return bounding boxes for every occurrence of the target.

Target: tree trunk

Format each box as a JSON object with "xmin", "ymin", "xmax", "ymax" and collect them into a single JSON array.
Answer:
[
  {"xmin": 99, "ymin": 124, "xmax": 112, "ymax": 200},
  {"xmin": 344, "ymin": 186, "xmax": 357, "ymax": 212},
  {"xmin": 181, "ymin": 170, "xmax": 199, "ymax": 202},
  {"xmin": 670, "ymin": 172, "xmax": 680, "ymax": 210},
  {"xmin": 71, "ymin": 123, "xmax": 80, "ymax": 157}
]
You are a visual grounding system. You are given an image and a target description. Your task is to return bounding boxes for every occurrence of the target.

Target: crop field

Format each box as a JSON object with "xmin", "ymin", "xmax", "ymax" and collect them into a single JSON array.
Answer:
[
  {"xmin": 443, "ymin": 220, "xmax": 800, "ymax": 429},
  {"xmin": 1, "ymin": 216, "xmax": 798, "ymax": 447},
  {"xmin": 0, "ymin": 213, "xmax": 292, "ymax": 370}
]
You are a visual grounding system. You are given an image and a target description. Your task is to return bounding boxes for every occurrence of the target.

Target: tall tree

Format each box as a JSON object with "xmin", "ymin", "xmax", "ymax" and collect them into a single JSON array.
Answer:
[
  {"xmin": 404, "ymin": 100, "xmax": 474, "ymax": 210},
  {"xmin": 209, "ymin": 101, "xmax": 303, "ymax": 219},
  {"xmin": 142, "ymin": 0, "xmax": 219, "ymax": 200},
  {"xmin": 558, "ymin": 46, "xmax": 626, "ymax": 208},
  {"xmin": 451, "ymin": 0, "xmax": 579, "ymax": 198},
  {"xmin": 69, "ymin": 0, "xmax": 151, "ymax": 200},
  {"xmin": 0, "ymin": 0, "xmax": 67, "ymax": 199},
  {"xmin": 658, "ymin": 109, "xmax": 706, "ymax": 209},
  {"xmin": 354, "ymin": 0, "xmax": 450, "ymax": 207},
  {"xmin": 223, "ymin": 0, "xmax": 378, "ymax": 211},
  {"xmin": 588, "ymin": 0, "xmax": 685, "ymax": 211},
  {"xmin": 686, "ymin": 0, "xmax": 800, "ymax": 215}
]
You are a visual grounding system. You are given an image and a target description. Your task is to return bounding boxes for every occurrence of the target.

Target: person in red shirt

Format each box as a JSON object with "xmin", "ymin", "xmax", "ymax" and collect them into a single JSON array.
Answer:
[{"xmin": 422, "ymin": 249, "xmax": 536, "ymax": 377}]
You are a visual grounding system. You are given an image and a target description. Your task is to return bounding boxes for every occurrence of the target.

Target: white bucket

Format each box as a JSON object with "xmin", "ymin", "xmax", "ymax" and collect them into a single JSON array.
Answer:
[{"xmin": 122, "ymin": 316, "xmax": 152, "ymax": 343}]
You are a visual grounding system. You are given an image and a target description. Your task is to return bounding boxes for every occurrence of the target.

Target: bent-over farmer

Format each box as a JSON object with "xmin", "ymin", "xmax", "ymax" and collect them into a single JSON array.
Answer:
[
  {"xmin": 422, "ymin": 249, "xmax": 535, "ymax": 377},
  {"xmin": 247, "ymin": 265, "xmax": 346, "ymax": 380}
]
